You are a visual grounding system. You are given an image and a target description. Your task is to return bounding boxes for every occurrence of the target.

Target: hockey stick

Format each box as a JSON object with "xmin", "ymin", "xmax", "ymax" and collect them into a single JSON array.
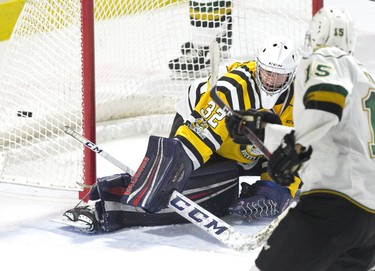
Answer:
[
  {"xmin": 208, "ymin": 41, "xmax": 272, "ymax": 159},
  {"xmin": 64, "ymin": 126, "xmax": 135, "ymax": 175},
  {"xmin": 64, "ymin": 126, "xmax": 293, "ymax": 251}
]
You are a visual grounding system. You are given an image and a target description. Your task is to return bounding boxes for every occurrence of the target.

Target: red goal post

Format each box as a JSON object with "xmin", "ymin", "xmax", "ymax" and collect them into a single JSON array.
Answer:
[
  {"xmin": 81, "ymin": 0, "xmax": 96, "ymax": 199},
  {"xmin": 0, "ymin": 0, "xmax": 323, "ymax": 199},
  {"xmin": 313, "ymin": 0, "xmax": 324, "ymax": 15}
]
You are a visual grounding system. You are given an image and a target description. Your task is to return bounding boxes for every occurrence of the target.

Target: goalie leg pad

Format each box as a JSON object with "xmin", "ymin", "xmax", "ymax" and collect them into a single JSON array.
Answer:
[
  {"xmin": 59, "ymin": 158, "xmax": 239, "ymax": 232},
  {"xmin": 89, "ymin": 173, "xmax": 131, "ymax": 201},
  {"xmin": 98, "ymin": 157, "xmax": 239, "ymax": 230},
  {"xmin": 95, "ymin": 174, "xmax": 132, "ymax": 232},
  {"xmin": 124, "ymin": 136, "xmax": 193, "ymax": 214},
  {"xmin": 94, "ymin": 201, "xmax": 127, "ymax": 232}
]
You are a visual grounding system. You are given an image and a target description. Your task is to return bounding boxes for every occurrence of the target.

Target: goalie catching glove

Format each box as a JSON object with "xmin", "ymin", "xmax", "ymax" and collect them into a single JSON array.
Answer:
[
  {"xmin": 225, "ymin": 109, "xmax": 281, "ymax": 144},
  {"xmin": 228, "ymin": 180, "xmax": 291, "ymax": 219},
  {"xmin": 268, "ymin": 131, "xmax": 312, "ymax": 186}
]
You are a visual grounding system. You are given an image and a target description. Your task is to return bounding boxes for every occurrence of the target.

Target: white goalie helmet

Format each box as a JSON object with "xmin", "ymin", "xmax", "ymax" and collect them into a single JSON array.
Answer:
[
  {"xmin": 306, "ymin": 7, "xmax": 355, "ymax": 54},
  {"xmin": 255, "ymin": 36, "xmax": 299, "ymax": 109}
]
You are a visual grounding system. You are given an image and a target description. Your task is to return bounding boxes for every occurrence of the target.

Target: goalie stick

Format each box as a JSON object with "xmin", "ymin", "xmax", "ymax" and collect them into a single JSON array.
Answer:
[
  {"xmin": 208, "ymin": 41, "xmax": 272, "ymax": 159},
  {"xmin": 64, "ymin": 126, "xmax": 135, "ymax": 176},
  {"xmin": 64, "ymin": 126, "xmax": 294, "ymax": 251}
]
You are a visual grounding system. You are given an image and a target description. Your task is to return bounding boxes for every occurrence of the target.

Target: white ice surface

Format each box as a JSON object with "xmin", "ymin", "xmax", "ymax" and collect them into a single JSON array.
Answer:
[{"xmin": 0, "ymin": 0, "xmax": 374, "ymax": 270}]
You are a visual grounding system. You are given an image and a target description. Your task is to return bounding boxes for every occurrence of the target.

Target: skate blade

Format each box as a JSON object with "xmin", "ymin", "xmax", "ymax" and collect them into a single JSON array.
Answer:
[{"xmin": 50, "ymin": 217, "xmax": 95, "ymax": 233}]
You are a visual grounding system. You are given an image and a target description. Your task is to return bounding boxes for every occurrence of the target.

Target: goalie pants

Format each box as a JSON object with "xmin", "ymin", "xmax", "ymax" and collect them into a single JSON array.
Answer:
[{"xmin": 255, "ymin": 193, "xmax": 375, "ymax": 271}]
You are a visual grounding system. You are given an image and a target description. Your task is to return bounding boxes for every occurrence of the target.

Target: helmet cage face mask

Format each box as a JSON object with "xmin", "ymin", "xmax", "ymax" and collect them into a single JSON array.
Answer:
[
  {"xmin": 255, "ymin": 37, "xmax": 298, "ymax": 109},
  {"xmin": 256, "ymin": 62, "xmax": 294, "ymax": 95}
]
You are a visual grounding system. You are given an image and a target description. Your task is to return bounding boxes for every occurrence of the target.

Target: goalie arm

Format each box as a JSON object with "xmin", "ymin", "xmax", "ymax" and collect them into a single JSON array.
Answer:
[{"xmin": 209, "ymin": 41, "xmax": 273, "ymax": 159}]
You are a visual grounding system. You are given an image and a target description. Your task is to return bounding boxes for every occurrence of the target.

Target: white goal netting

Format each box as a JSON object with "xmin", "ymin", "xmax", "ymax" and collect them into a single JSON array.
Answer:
[{"xmin": 0, "ymin": 0, "xmax": 316, "ymax": 192}]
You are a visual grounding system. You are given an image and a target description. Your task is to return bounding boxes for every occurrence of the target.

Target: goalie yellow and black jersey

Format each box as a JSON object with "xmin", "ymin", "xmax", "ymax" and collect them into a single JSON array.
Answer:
[
  {"xmin": 173, "ymin": 60, "xmax": 294, "ymax": 168},
  {"xmin": 173, "ymin": 60, "xmax": 301, "ymax": 196}
]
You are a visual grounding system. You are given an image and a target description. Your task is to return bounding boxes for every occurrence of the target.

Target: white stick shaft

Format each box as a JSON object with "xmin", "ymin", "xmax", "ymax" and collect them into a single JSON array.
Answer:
[
  {"xmin": 168, "ymin": 191, "xmax": 295, "ymax": 251},
  {"xmin": 168, "ymin": 190, "xmax": 248, "ymax": 250},
  {"xmin": 64, "ymin": 126, "xmax": 135, "ymax": 175}
]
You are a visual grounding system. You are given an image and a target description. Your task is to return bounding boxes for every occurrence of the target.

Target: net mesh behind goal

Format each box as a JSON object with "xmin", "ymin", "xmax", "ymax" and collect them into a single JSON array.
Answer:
[{"xmin": 0, "ymin": 0, "xmax": 319, "ymax": 192}]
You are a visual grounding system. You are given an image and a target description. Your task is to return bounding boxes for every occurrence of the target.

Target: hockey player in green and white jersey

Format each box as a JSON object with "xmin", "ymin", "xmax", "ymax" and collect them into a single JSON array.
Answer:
[{"xmin": 226, "ymin": 7, "xmax": 375, "ymax": 270}]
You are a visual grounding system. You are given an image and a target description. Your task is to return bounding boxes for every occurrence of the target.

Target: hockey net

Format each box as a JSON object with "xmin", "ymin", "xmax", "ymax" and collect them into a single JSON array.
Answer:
[{"xmin": 0, "ymin": 0, "xmax": 322, "ymax": 194}]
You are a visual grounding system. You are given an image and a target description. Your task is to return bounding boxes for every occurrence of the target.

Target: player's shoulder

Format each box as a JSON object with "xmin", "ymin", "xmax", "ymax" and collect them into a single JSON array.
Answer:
[
  {"xmin": 309, "ymin": 46, "xmax": 352, "ymax": 63},
  {"xmin": 304, "ymin": 46, "xmax": 361, "ymax": 76},
  {"xmin": 226, "ymin": 59, "xmax": 256, "ymax": 73}
]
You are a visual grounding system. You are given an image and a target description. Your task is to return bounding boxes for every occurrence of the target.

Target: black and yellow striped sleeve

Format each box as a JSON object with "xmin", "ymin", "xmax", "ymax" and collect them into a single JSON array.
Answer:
[
  {"xmin": 217, "ymin": 63, "xmax": 258, "ymax": 110},
  {"xmin": 174, "ymin": 91, "xmax": 227, "ymax": 167},
  {"xmin": 174, "ymin": 62, "xmax": 259, "ymax": 168},
  {"xmin": 303, "ymin": 83, "xmax": 348, "ymax": 120}
]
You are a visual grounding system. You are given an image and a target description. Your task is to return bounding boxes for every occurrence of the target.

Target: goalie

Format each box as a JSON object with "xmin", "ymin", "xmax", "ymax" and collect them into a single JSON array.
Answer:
[{"xmin": 63, "ymin": 36, "xmax": 301, "ymax": 233}]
